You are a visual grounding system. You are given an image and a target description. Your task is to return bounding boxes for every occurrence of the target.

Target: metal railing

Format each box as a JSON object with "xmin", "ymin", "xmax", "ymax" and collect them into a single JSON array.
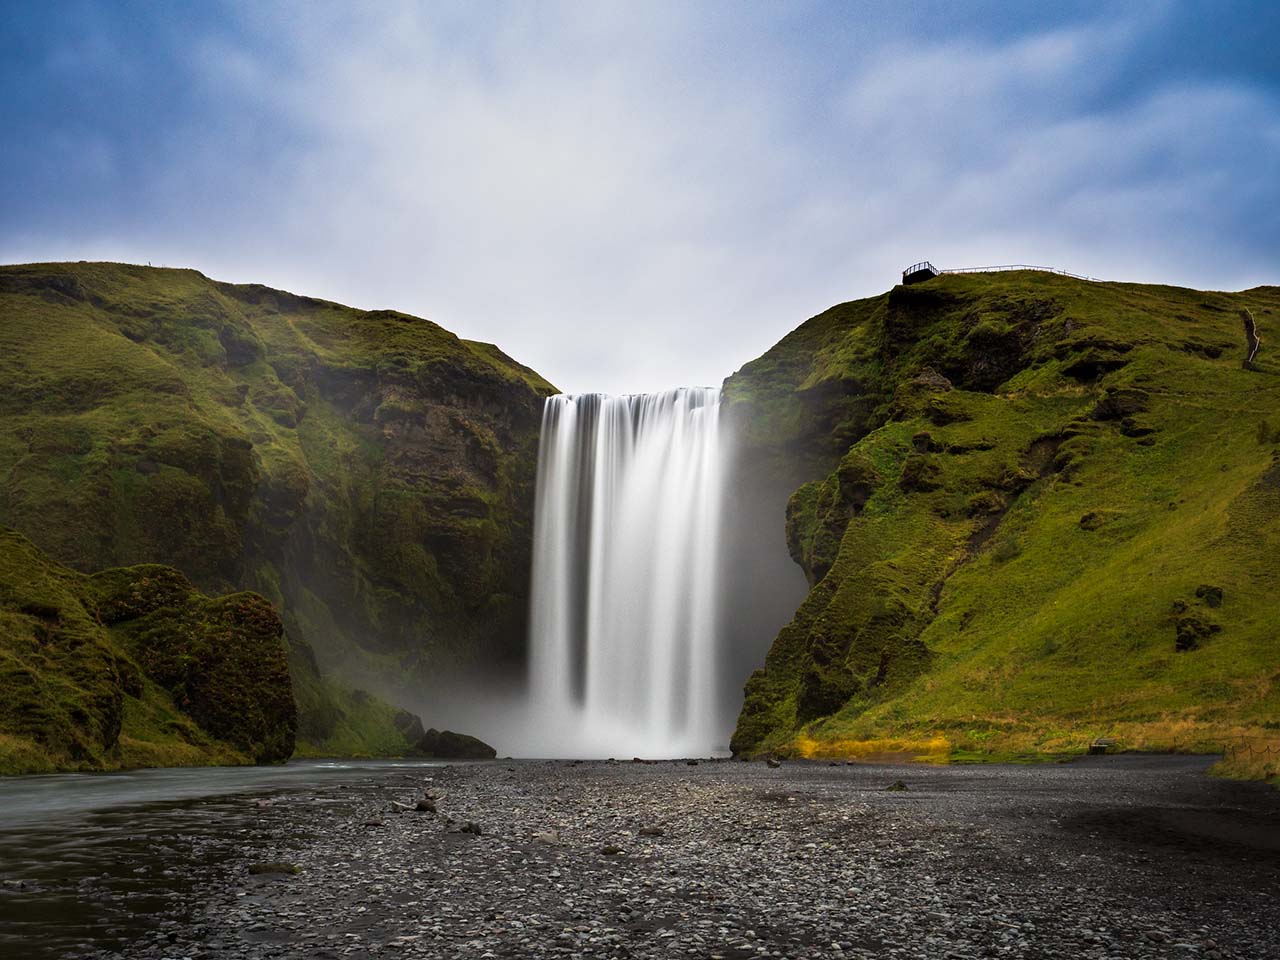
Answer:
[
  {"xmin": 902, "ymin": 262, "xmax": 1102, "ymax": 283},
  {"xmin": 940, "ymin": 264, "xmax": 1101, "ymax": 282}
]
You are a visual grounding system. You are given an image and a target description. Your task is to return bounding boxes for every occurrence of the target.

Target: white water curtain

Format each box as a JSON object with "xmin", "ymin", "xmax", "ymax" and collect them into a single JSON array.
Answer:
[{"xmin": 528, "ymin": 388, "xmax": 724, "ymax": 757}]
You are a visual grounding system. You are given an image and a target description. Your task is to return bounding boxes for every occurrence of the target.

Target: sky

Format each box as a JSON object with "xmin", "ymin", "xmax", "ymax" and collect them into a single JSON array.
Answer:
[{"xmin": 2, "ymin": 1, "xmax": 1277, "ymax": 394}]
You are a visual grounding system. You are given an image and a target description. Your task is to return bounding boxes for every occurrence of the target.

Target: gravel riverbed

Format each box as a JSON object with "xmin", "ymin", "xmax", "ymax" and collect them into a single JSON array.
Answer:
[{"xmin": 26, "ymin": 755, "xmax": 1280, "ymax": 959}]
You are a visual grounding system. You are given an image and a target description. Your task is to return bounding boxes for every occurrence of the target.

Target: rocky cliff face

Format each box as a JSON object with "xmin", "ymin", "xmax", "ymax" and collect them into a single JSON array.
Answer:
[
  {"xmin": 727, "ymin": 273, "xmax": 1280, "ymax": 772},
  {"xmin": 0, "ymin": 262, "xmax": 556, "ymax": 752},
  {"xmin": 0, "ymin": 527, "xmax": 294, "ymax": 774}
]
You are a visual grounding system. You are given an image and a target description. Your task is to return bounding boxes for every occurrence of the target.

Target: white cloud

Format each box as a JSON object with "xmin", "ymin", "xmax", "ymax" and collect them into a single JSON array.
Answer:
[{"xmin": 5, "ymin": 3, "xmax": 1276, "ymax": 392}]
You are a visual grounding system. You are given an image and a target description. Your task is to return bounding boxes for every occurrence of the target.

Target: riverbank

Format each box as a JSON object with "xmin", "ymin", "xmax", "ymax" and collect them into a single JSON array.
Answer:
[{"xmin": 3, "ymin": 755, "xmax": 1276, "ymax": 959}]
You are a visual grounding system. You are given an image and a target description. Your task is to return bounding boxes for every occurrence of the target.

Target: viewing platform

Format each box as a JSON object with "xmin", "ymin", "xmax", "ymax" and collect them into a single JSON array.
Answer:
[{"xmin": 902, "ymin": 261, "xmax": 1100, "ymax": 285}]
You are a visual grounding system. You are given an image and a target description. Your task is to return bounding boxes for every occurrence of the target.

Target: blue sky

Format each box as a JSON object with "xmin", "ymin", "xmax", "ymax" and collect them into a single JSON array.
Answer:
[{"xmin": 3, "ymin": 1, "xmax": 1277, "ymax": 393}]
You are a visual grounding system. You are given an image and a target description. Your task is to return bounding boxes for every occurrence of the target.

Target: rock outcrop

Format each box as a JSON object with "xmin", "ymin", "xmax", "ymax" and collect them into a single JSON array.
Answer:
[
  {"xmin": 410, "ymin": 728, "xmax": 497, "ymax": 760},
  {"xmin": 0, "ymin": 527, "xmax": 295, "ymax": 773}
]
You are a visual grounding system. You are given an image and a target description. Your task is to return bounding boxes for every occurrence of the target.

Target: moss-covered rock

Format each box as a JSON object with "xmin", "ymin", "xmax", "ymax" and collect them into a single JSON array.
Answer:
[
  {"xmin": 0, "ymin": 527, "xmax": 295, "ymax": 774},
  {"xmin": 89, "ymin": 568, "xmax": 296, "ymax": 763},
  {"xmin": 727, "ymin": 272, "xmax": 1280, "ymax": 763}
]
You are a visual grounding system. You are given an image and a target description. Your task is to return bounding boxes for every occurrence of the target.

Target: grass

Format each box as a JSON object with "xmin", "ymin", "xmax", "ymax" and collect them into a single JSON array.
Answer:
[
  {"xmin": 0, "ymin": 261, "xmax": 557, "ymax": 757},
  {"xmin": 0, "ymin": 527, "xmax": 291, "ymax": 774},
  {"xmin": 729, "ymin": 272, "xmax": 1280, "ymax": 777}
]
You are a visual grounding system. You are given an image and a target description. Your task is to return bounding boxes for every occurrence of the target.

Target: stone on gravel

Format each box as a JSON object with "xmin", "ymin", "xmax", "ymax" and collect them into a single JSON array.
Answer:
[{"xmin": 64, "ymin": 755, "xmax": 1280, "ymax": 960}]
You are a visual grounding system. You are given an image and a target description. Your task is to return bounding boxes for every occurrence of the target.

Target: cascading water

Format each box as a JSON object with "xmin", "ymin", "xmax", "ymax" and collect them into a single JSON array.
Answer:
[{"xmin": 527, "ymin": 388, "xmax": 725, "ymax": 757}]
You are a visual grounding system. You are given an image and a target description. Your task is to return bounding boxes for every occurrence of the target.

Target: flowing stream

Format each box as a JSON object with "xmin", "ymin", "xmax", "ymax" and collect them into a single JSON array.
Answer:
[{"xmin": 527, "ymin": 388, "xmax": 725, "ymax": 757}]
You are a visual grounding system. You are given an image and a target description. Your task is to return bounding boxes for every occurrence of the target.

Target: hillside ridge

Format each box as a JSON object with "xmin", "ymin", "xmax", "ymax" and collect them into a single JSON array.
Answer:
[{"xmin": 726, "ymin": 271, "xmax": 1280, "ymax": 780}]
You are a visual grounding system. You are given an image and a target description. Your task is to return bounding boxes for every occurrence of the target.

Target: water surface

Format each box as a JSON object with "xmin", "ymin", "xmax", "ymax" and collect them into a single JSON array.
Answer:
[{"xmin": 0, "ymin": 760, "xmax": 444, "ymax": 958}]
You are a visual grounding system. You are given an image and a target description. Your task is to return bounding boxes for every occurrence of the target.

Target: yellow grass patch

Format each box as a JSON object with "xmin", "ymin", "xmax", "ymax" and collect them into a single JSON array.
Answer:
[{"xmin": 791, "ymin": 733, "xmax": 951, "ymax": 763}]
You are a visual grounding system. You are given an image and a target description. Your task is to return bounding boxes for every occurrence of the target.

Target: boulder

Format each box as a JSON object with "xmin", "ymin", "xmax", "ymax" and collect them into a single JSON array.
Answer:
[
  {"xmin": 411, "ymin": 728, "xmax": 497, "ymax": 759},
  {"xmin": 1175, "ymin": 616, "xmax": 1220, "ymax": 652},
  {"xmin": 1195, "ymin": 584, "xmax": 1224, "ymax": 609}
]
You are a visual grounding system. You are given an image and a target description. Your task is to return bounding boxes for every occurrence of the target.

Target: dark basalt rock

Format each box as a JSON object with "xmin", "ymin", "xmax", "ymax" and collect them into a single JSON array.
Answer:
[
  {"xmin": 393, "ymin": 708, "xmax": 427, "ymax": 743},
  {"xmin": 1175, "ymin": 616, "xmax": 1220, "ymax": 652},
  {"xmin": 411, "ymin": 728, "xmax": 497, "ymax": 760},
  {"xmin": 1195, "ymin": 584, "xmax": 1224, "ymax": 609}
]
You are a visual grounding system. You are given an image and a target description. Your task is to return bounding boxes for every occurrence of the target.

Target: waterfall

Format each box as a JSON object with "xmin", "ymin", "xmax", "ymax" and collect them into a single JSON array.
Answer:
[{"xmin": 527, "ymin": 388, "xmax": 725, "ymax": 757}]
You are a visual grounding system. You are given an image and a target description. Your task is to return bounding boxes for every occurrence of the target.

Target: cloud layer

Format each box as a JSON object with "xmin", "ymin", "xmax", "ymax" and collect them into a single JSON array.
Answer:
[{"xmin": 3, "ymin": 1, "xmax": 1277, "ymax": 392}]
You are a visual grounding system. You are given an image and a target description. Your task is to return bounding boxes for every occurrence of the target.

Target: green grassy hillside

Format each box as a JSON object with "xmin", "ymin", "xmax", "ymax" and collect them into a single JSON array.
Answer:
[
  {"xmin": 728, "ymin": 272, "xmax": 1280, "ymax": 779},
  {"xmin": 0, "ymin": 262, "xmax": 556, "ymax": 755},
  {"xmin": 0, "ymin": 527, "xmax": 295, "ymax": 774}
]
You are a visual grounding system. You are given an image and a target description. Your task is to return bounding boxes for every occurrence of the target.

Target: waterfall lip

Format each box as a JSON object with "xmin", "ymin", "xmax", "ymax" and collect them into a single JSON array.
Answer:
[
  {"xmin": 526, "ymin": 386, "xmax": 725, "ymax": 758},
  {"xmin": 548, "ymin": 386, "xmax": 721, "ymax": 401}
]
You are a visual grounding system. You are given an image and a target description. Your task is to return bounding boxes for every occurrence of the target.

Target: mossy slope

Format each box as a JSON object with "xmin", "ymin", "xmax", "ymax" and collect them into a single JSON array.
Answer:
[
  {"xmin": 729, "ymin": 272, "xmax": 1280, "ymax": 774},
  {"xmin": 0, "ymin": 527, "xmax": 294, "ymax": 774},
  {"xmin": 0, "ymin": 262, "xmax": 556, "ymax": 749}
]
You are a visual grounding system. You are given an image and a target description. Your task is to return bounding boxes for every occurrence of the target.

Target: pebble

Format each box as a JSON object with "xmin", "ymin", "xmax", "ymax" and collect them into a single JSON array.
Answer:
[{"xmin": 27, "ymin": 757, "xmax": 1279, "ymax": 960}]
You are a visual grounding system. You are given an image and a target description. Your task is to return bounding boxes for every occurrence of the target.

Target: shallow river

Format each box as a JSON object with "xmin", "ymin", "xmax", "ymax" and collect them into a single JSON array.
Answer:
[{"xmin": 0, "ymin": 759, "xmax": 445, "ymax": 958}]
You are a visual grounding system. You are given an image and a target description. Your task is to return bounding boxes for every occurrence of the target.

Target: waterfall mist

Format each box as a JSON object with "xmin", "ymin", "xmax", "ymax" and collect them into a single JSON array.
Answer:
[
  {"xmin": 403, "ymin": 384, "xmax": 810, "ymax": 759},
  {"xmin": 521, "ymin": 388, "xmax": 725, "ymax": 757}
]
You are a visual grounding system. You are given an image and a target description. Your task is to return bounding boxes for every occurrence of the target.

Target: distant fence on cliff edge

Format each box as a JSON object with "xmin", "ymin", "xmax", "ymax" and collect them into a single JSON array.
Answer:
[
  {"xmin": 940, "ymin": 264, "xmax": 1102, "ymax": 282},
  {"xmin": 902, "ymin": 261, "xmax": 1103, "ymax": 284}
]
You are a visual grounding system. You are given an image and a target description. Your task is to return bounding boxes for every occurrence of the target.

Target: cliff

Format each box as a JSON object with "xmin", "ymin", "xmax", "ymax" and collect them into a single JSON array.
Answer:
[
  {"xmin": 728, "ymin": 272, "xmax": 1280, "ymax": 777},
  {"xmin": 0, "ymin": 262, "xmax": 556, "ymax": 755}
]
